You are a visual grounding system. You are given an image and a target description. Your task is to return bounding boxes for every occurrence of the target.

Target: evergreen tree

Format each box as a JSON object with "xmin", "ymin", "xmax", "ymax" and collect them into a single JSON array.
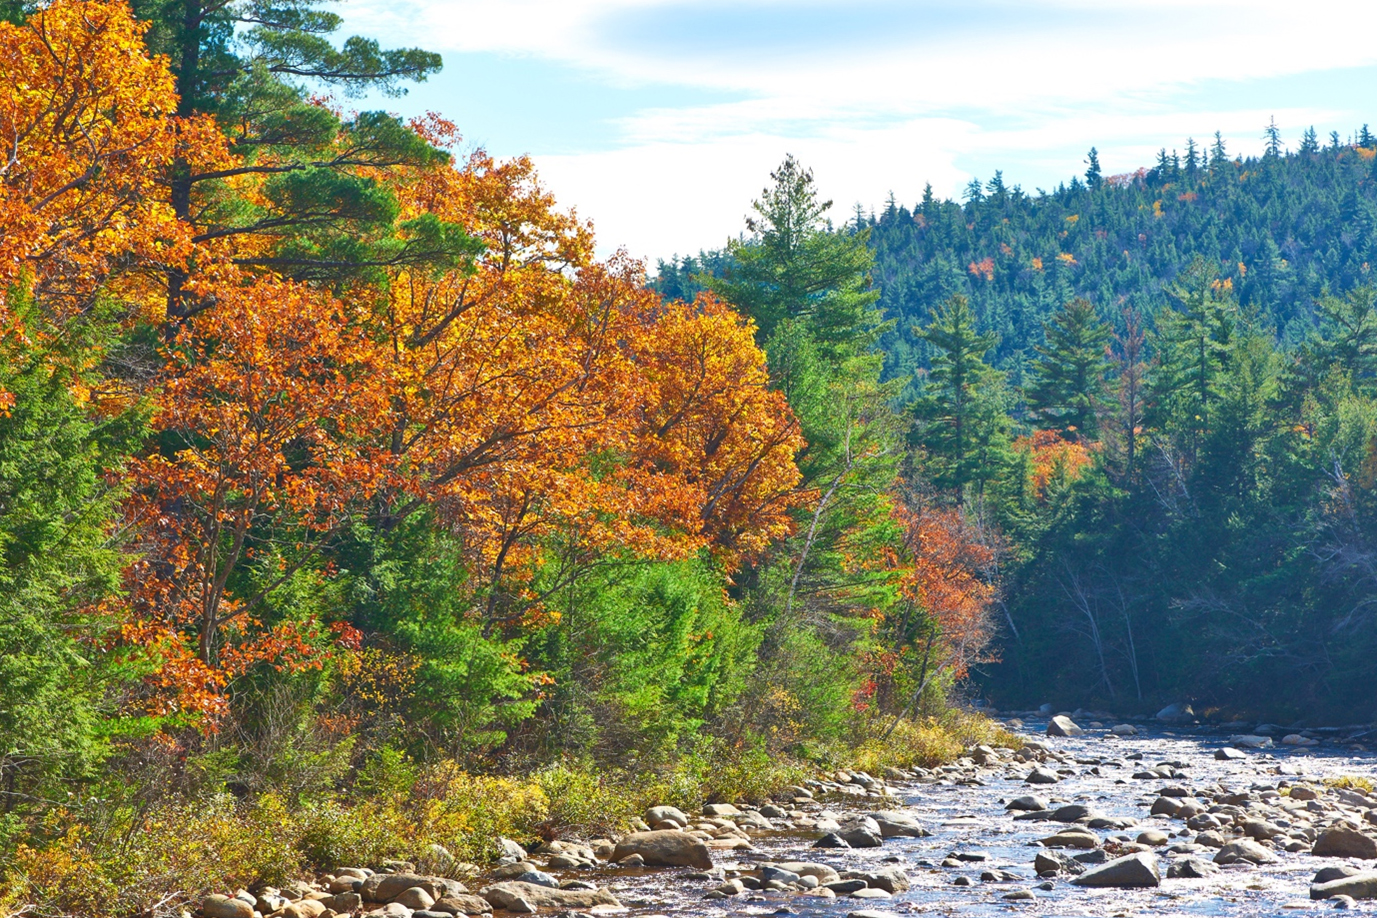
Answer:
[
  {"xmin": 1085, "ymin": 147, "xmax": 1103, "ymax": 189},
  {"xmin": 913, "ymin": 296, "xmax": 1013, "ymax": 502},
  {"xmin": 708, "ymin": 155, "xmax": 884, "ymax": 359},
  {"xmin": 1025, "ymin": 297, "xmax": 1112, "ymax": 440}
]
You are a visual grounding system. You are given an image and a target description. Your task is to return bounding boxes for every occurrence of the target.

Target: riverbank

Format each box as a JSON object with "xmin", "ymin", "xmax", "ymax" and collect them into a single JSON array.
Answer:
[
  {"xmin": 184, "ymin": 713, "xmax": 1377, "ymax": 918},
  {"xmin": 1, "ymin": 712, "xmax": 1012, "ymax": 918}
]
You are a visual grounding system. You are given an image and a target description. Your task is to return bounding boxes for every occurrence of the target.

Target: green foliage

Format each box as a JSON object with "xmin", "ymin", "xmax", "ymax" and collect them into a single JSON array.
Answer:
[
  {"xmin": 0, "ymin": 293, "xmax": 145, "ymax": 815},
  {"xmin": 912, "ymin": 295, "xmax": 1015, "ymax": 501},
  {"xmin": 1026, "ymin": 297, "xmax": 1112, "ymax": 439}
]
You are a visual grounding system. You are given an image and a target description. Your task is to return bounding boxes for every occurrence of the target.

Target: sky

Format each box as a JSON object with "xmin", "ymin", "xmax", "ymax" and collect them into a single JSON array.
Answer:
[{"xmin": 341, "ymin": 0, "xmax": 1377, "ymax": 264}]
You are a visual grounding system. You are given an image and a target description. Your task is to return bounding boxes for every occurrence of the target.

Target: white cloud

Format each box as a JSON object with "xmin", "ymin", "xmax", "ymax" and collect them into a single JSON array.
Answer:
[{"xmin": 343, "ymin": 0, "xmax": 1377, "ymax": 260}]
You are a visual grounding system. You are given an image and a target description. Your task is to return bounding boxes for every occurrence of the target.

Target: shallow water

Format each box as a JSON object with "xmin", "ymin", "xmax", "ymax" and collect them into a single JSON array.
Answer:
[{"xmin": 563, "ymin": 719, "xmax": 1377, "ymax": 917}]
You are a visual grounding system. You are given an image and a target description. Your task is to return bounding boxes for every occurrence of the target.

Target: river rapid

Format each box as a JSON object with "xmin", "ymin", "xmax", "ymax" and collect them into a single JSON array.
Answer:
[{"xmin": 582, "ymin": 714, "xmax": 1377, "ymax": 918}]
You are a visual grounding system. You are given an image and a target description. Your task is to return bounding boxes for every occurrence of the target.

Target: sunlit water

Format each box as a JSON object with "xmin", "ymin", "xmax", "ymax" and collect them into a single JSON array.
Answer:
[{"xmin": 546, "ymin": 719, "xmax": 1377, "ymax": 917}]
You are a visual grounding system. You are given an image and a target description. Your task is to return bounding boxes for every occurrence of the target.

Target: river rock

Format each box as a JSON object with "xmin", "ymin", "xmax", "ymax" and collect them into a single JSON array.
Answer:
[
  {"xmin": 703, "ymin": 803, "xmax": 742, "ymax": 817},
  {"xmin": 1007, "ymin": 795, "xmax": 1050, "ymax": 812},
  {"xmin": 851, "ymin": 867, "xmax": 911, "ymax": 893},
  {"xmin": 1040, "ymin": 828, "xmax": 1099, "ymax": 849},
  {"xmin": 496, "ymin": 837, "xmax": 527, "ymax": 861},
  {"xmin": 1049, "ymin": 804, "xmax": 1095, "ymax": 822},
  {"xmin": 481, "ymin": 881, "xmax": 620, "ymax": 910},
  {"xmin": 1034, "ymin": 850, "xmax": 1085, "ymax": 875},
  {"xmin": 1026, "ymin": 766, "xmax": 1059, "ymax": 784},
  {"xmin": 1314, "ymin": 825, "xmax": 1377, "ymax": 859},
  {"xmin": 1312, "ymin": 872, "xmax": 1377, "ymax": 900},
  {"xmin": 362, "ymin": 874, "xmax": 465, "ymax": 903},
  {"xmin": 1156, "ymin": 703, "xmax": 1195, "ymax": 722},
  {"xmin": 432, "ymin": 894, "xmax": 493, "ymax": 915},
  {"xmin": 1229, "ymin": 734, "xmax": 1275, "ymax": 749},
  {"xmin": 1215, "ymin": 746, "xmax": 1247, "ymax": 760},
  {"xmin": 1111, "ymin": 724, "xmax": 1138, "ymax": 736},
  {"xmin": 1072, "ymin": 852, "xmax": 1160, "ymax": 888},
  {"xmin": 1316, "ymin": 866, "xmax": 1363, "ymax": 884},
  {"xmin": 202, "ymin": 896, "xmax": 253, "ymax": 918},
  {"xmin": 395, "ymin": 887, "xmax": 435, "ymax": 911},
  {"xmin": 1150, "ymin": 796, "xmax": 1183, "ymax": 816},
  {"xmin": 838, "ymin": 815, "xmax": 884, "ymax": 848},
  {"xmin": 870, "ymin": 811, "xmax": 929, "ymax": 838},
  {"xmin": 1047, "ymin": 715, "xmax": 1083, "ymax": 737},
  {"xmin": 1167, "ymin": 857, "xmax": 1220, "ymax": 878},
  {"xmin": 1214, "ymin": 838, "xmax": 1277, "ymax": 865},
  {"xmin": 1137, "ymin": 829, "xmax": 1170, "ymax": 846},
  {"xmin": 612, "ymin": 830, "xmax": 713, "ymax": 868},
  {"xmin": 770, "ymin": 861, "xmax": 842, "ymax": 884},
  {"xmin": 850, "ymin": 887, "xmax": 892, "ymax": 899},
  {"xmin": 645, "ymin": 805, "xmax": 690, "ymax": 827},
  {"xmin": 814, "ymin": 832, "xmax": 851, "ymax": 848}
]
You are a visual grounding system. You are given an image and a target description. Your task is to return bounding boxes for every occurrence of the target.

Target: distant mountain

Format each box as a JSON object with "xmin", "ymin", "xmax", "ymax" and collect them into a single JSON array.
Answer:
[{"xmin": 657, "ymin": 129, "xmax": 1377, "ymax": 392}]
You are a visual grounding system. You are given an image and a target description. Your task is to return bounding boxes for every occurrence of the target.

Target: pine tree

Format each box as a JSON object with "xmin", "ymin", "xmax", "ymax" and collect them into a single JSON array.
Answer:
[
  {"xmin": 1025, "ymin": 298, "xmax": 1112, "ymax": 440},
  {"xmin": 1085, "ymin": 147, "xmax": 1103, "ymax": 189},
  {"xmin": 708, "ymin": 155, "xmax": 885, "ymax": 359},
  {"xmin": 1264, "ymin": 117, "xmax": 1283, "ymax": 157},
  {"xmin": 913, "ymin": 296, "xmax": 1013, "ymax": 502}
]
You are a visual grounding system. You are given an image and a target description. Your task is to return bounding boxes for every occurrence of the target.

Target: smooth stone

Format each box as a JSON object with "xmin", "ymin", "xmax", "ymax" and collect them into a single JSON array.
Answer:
[
  {"xmin": 1168, "ymin": 858, "xmax": 1220, "ymax": 878},
  {"xmin": 202, "ymin": 896, "xmax": 253, "ymax": 918},
  {"xmin": 432, "ymin": 894, "xmax": 493, "ymax": 915},
  {"xmin": 612, "ymin": 830, "xmax": 713, "ymax": 868},
  {"xmin": 1072, "ymin": 852, "xmax": 1160, "ymax": 888},
  {"xmin": 1047, "ymin": 715, "xmax": 1084, "ymax": 737},
  {"xmin": 1216, "ymin": 747, "xmax": 1247, "ymax": 760},
  {"xmin": 1007, "ymin": 795, "xmax": 1050, "ymax": 812},
  {"xmin": 1314, "ymin": 825, "xmax": 1377, "ymax": 860},
  {"xmin": 1312, "ymin": 873, "xmax": 1377, "ymax": 900},
  {"xmin": 1215, "ymin": 838, "xmax": 1277, "ymax": 865},
  {"xmin": 480, "ymin": 881, "xmax": 621, "ymax": 910}
]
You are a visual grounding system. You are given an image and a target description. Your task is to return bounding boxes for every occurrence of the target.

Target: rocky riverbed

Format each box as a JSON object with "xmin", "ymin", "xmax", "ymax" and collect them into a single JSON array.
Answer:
[{"xmin": 200, "ymin": 713, "xmax": 1377, "ymax": 918}]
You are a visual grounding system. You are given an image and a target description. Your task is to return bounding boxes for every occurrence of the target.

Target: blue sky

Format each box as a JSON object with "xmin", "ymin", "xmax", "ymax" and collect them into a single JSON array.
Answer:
[{"xmin": 341, "ymin": 0, "xmax": 1377, "ymax": 263}]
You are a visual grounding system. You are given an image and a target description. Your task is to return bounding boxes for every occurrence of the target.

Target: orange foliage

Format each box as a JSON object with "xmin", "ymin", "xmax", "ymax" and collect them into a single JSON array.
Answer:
[
  {"xmin": 891, "ymin": 502, "xmax": 996, "ymax": 681},
  {"xmin": 1015, "ymin": 429, "xmax": 1094, "ymax": 497},
  {"xmin": 0, "ymin": 1, "xmax": 193, "ymax": 318},
  {"xmin": 1, "ymin": 6, "xmax": 804, "ymax": 722},
  {"xmin": 967, "ymin": 256, "xmax": 995, "ymax": 281}
]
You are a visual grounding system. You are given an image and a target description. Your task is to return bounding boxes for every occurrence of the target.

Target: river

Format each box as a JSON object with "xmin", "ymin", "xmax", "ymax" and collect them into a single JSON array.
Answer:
[{"xmin": 582, "ymin": 714, "xmax": 1377, "ymax": 917}]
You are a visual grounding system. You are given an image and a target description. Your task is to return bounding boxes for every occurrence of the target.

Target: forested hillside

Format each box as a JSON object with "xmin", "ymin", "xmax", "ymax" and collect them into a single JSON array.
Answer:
[
  {"xmin": 0, "ymin": 4, "xmax": 1003, "ymax": 914},
  {"xmin": 657, "ymin": 130, "xmax": 1377, "ymax": 724}
]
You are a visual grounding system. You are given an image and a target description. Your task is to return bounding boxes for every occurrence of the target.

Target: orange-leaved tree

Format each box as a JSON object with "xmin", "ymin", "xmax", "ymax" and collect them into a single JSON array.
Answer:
[
  {"xmin": 124, "ymin": 272, "xmax": 394, "ymax": 719},
  {"xmin": 877, "ymin": 498, "xmax": 998, "ymax": 725},
  {"xmin": 0, "ymin": 0, "xmax": 205, "ymax": 322}
]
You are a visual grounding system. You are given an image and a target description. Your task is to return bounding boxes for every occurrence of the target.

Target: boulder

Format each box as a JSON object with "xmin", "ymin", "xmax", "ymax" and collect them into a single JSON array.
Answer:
[
  {"xmin": 1316, "ymin": 866, "xmax": 1363, "ymax": 885},
  {"xmin": 1315, "ymin": 826, "xmax": 1377, "ymax": 859},
  {"xmin": 1228, "ymin": 734, "xmax": 1275, "ymax": 749},
  {"xmin": 769, "ymin": 861, "xmax": 842, "ymax": 884},
  {"xmin": 1025, "ymin": 766, "xmax": 1059, "ymax": 784},
  {"xmin": 1047, "ymin": 715, "xmax": 1083, "ymax": 737},
  {"xmin": 702, "ymin": 803, "xmax": 741, "ymax": 817},
  {"xmin": 480, "ymin": 882, "xmax": 621, "ymax": 910},
  {"xmin": 395, "ymin": 888, "xmax": 436, "ymax": 911},
  {"xmin": 612, "ymin": 830, "xmax": 712, "ymax": 868},
  {"xmin": 1049, "ymin": 804, "xmax": 1095, "ymax": 823},
  {"xmin": 435, "ymin": 897, "xmax": 495, "ymax": 918},
  {"xmin": 1215, "ymin": 747, "xmax": 1247, "ymax": 760},
  {"xmin": 279, "ymin": 903, "xmax": 325, "ymax": 918},
  {"xmin": 1150, "ymin": 796, "xmax": 1183, "ymax": 817},
  {"xmin": 1111, "ymin": 724, "xmax": 1138, "ymax": 736},
  {"xmin": 1167, "ymin": 857, "xmax": 1220, "ymax": 878},
  {"xmin": 202, "ymin": 896, "xmax": 253, "ymax": 918},
  {"xmin": 851, "ymin": 867, "xmax": 911, "ymax": 893},
  {"xmin": 1136, "ymin": 829, "xmax": 1170, "ymax": 846},
  {"xmin": 362, "ymin": 874, "xmax": 465, "ymax": 903},
  {"xmin": 1312, "ymin": 872, "xmax": 1377, "ymax": 901},
  {"xmin": 1214, "ymin": 839, "xmax": 1277, "ymax": 865},
  {"xmin": 1155, "ymin": 703, "xmax": 1195, "ymax": 722},
  {"xmin": 1007, "ymin": 795, "xmax": 1050, "ymax": 812},
  {"xmin": 1040, "ymin": 829, "xmax": 1099, "ymax": 849},
  {"xmin": 838, "ymin": 815, "xmax": 884, "ymax": 848},
  {"xmin": 496, "ymin": 837, "xmax": 527, "ymax": 861},
  {"xmin": 1072, "ymin": 852, "xmax": 1160, "ymax": 888},
  {"xmin": 1034, "ymin": 851, "xmax": 1084, "ymax": 875},
  {"xmin": 645, "ymin": 805, "xmax": 690, "ymax": 826},
  {"xmin": 322, "ymin": 893, "xmax": 362, "ymax": 913},
  {"xmin": 870, "ymin": 811, "xmax": 928, "ymax": 838},
  {"xmin": 814, "ymin": 832, "xmax": 850, "ymax": 849}
]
